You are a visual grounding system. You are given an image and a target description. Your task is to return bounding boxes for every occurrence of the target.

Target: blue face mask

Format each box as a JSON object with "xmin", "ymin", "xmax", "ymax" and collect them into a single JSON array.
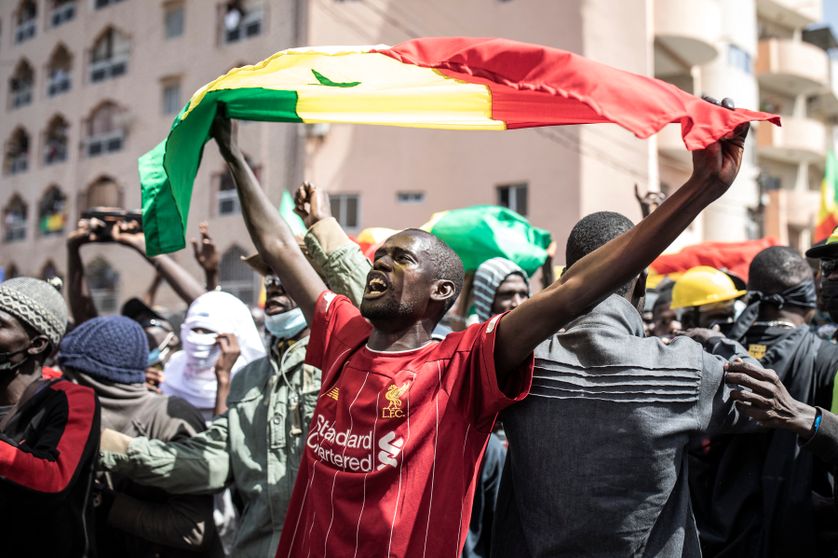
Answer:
[
  {"xmin": 147, "ymin": 332, "xmax": 176, "ymax": 367},
  {"xmin": 264, "ymin": 308, "xmax": 307, "ymax": 339}
]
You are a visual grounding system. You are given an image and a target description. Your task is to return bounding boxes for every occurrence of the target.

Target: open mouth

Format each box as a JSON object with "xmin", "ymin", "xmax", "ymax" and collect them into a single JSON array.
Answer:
[
  {"xmin": 364, "ymin": 272, "xmax": 390, "ymax": 299},
  {"xmin": 264, "ymin": 298, "xmax": 288, "ymax": 315}
]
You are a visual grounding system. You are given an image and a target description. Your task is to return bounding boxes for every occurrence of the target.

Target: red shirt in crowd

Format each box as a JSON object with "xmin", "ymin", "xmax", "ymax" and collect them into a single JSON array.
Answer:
[{"xmin": 275, "ymin": 292, "xmax": 533, "ymax": 558}]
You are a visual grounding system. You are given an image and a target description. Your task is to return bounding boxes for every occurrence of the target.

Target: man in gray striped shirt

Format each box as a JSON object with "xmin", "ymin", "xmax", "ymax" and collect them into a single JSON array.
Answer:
[{"xmin": 493, "ymin": 211, "xmax": 760, "ymax": 558}]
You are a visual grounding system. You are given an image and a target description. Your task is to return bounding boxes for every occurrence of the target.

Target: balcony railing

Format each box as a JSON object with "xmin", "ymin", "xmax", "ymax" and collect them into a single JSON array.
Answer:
[
  {"xmin": 50, "ymin": 3, "xmax": 75, "ymax": 27},
  {"xmin": 217, "ymin": 188, "xmax": 240, "ymax": 215},
  {"xmin": 45, "ymin": 142, "xmax": 68, "ymax": 165},
  {"xmin": 757, "ymin": 0, "xmax": 820, "ymax": 28},
  {"xmin": 756, "ymin": 38, "xmax": 829, "ymax": 95},
  {"xmin": 86, "ymin": 131, "xmax": 124, "ymax": 157},
  {"xmin": 224, "ymin": 10, "xmax": 263, "ymax": 44},
  {"xmin": 8, "ymin": 156, "xmax": 28, "ymax": 175},
  {"xmin": 654, "ymin": 0, "xmax": 721, "ymax": 70},
  {"xmin": 90, "ymin": 56, "xmax": 128, "ymax": 83},
  {"xmin": 757, "ymin": 116, "xmax": 826, "ymax": 164},
  {"xmin": 48, "ymin": 74, "xmax": 71, "ymax": 97},
  {"xmin": 11, "ymin": 87, "xmax": 33, "ymax": 109},
  {"xmin": 95, "ymin": 0, "xmax": 126, "ymax": 9},
  {"xmin": 15, "ymin": 20, "xmax": 36, "ymax": 43}
]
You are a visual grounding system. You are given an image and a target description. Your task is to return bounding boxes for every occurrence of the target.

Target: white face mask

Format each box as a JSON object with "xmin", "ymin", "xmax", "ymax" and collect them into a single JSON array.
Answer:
[
  {"xmin": 264, "ymin": 307, "xmax": 307, "ymax": 339},
  {"xmin": 181, "ymin": 327, "xmax": 220, "ymax": 369}
]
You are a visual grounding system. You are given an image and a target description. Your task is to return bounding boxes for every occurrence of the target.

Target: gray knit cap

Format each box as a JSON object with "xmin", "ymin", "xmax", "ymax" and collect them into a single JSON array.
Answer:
[
  {"xmin": 0, "ymin": 277, "xmax": 68, "ymax": 346},
  {"xmin": 472, "ymin": 257, "xmax": 529, "ymax": 322}
]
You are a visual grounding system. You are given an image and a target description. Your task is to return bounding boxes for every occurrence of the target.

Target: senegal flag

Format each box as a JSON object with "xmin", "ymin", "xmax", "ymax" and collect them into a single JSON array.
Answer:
[
  {"xmin": 139, "ymin": 37, "xmax": 780, "ymax": 256},
  {"xmin": 816, "ymin": 151, "xmax": 838, "ymax": 242}
]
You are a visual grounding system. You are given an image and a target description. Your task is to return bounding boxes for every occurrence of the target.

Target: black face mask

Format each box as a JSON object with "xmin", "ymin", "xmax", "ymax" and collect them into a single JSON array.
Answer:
[
  {"xmin": 821, "ymin": 281, "xmax": 838, "ymax": 322},
  {"xmin": 0, "ymin": 345, "xmax": 30, "ymax": 374}
]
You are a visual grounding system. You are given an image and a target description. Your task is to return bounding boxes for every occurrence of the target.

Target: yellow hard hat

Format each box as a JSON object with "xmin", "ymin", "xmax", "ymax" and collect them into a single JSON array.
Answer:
[{"xmin": 670, "ymin": 266, "xmax": 746, "ymax": 309}]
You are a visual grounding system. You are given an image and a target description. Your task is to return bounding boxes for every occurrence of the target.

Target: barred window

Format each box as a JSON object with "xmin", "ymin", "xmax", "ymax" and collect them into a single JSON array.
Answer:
[
  {"xmin": 4, "ymin": 195, "xmax": 28, "ymax": 243},
  {"xmin": 9, "ymin": 59, "xmax": 34, "ymax": 109},
  {"xmin": 4, "ymin": 128, "xmax": 30, "ymax": 175},
  {"xmin": 87, "ymin": 257, "xmax": 120, "ymax": 314},
  {"xmin": 220, "ymin": 245, "xmax": 257, "ymax": 305}
]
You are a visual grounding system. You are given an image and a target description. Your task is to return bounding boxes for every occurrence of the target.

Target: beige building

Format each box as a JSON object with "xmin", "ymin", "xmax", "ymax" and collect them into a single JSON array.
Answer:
[
  {"xmin": 0, "ymin": 0, "xmax": 303, "ymax": 314},
  {"xmin": 0, "ymin": 0, "xmax": 833, "ymax": 316},
  {"xmin": 655, "ymin": 0, "xmax": 838, "ymax": 254}
]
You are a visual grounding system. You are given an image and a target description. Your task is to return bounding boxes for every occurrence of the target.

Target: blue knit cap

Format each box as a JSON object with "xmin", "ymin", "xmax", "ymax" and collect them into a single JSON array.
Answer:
[{"xmin": 58, "ymin": 316, "xmax": 148, "ymax": 384}]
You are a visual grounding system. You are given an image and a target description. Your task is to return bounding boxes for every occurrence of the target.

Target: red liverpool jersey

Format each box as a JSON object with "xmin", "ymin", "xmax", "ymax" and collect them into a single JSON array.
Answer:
[{"xmin": 275, "ymin": 292, "xmax": 532, "ymax": 558}]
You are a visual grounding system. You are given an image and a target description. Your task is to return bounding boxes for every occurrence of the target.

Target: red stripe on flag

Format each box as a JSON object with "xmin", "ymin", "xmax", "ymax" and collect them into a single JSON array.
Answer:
[
  {"xmin": 816, "ymin": 214, "xmax": 838, "ymax": 244},
  {"xmin": 377, "ymin": 37, "xmax": 780, "ymax": 149}
]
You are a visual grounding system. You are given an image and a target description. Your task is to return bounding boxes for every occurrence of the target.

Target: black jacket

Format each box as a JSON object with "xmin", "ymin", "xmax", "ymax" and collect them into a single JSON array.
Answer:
[
  {"xmin": 0, "ymin": 378, "xmax": 101, "ymax": 558},
  {"xmin": 690, "ymin": 325, "xmax": 838, "ymax": 558},
  {"xmin": 72, "ymin": 372, "xmax": 221, "ymax": 557}
]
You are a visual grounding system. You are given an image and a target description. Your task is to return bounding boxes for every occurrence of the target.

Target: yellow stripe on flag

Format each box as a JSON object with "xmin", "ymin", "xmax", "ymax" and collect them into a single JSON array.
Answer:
[{"xmin": 183, "ymin": 48, "xmax": 503, "ymax": 131}]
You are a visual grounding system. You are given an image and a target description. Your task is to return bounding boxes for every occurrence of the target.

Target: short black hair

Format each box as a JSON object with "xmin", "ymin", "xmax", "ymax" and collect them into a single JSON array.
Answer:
[
  {"xmin": 748, "ymin": 246, "xmax": 813, "ymax": 295},
  {"xmin": 405, "ymin": 229, "xmax": 465, "ymax": 312},
  {"xmin": 565, "ymin": 212, "xmax": 635, "ymax": 296}
]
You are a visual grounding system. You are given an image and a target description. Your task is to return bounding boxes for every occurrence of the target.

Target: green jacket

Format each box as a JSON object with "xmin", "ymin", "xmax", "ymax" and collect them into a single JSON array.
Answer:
[{"xmin": 100, "ymin": 218, "xmax": 370, "ymax": 558}]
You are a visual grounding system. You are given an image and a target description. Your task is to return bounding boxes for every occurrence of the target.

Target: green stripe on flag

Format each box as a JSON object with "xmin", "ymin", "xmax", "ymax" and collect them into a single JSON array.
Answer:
[{"xmin": 140, "ymin": 87, "xmax": 303, "ymax": 256}]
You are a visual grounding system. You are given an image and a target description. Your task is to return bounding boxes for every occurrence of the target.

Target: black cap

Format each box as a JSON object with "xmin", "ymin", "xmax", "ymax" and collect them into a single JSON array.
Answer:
[
  {"xmin": 121, "ymin": 297, "xmax": 169, "ymax": 330},
  {"xmin": 806, "ymin": 230, "xmax": 838, "ymax": 259}
]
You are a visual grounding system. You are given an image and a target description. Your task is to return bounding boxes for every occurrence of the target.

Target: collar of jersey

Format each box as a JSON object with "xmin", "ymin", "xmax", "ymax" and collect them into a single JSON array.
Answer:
[{"xmin": 363, "ymin": 340, "xmax": 439, "ymax": 355}]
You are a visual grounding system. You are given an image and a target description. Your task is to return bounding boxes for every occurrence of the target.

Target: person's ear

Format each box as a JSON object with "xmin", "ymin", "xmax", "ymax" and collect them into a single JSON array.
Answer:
[
  {"xmin": 27, "ymin": 335, "xmax": 51, "ymax": 359},
  {"xmin": 430, "ymin": 279, "xmax": 456, "ymax": 305},
  {"xmin": 633, "ymin": 271, "xmax": 648, "ymax": 301}
]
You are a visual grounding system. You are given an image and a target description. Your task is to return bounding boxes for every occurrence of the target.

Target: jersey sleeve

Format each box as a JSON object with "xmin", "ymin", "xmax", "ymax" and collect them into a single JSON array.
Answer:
[
  {"xmin": 449, "ymin": 313, "xmax": 534, "ymax": 430},
  {"xmin": 305, "ymin": 291, "xmax": 371, "ymax": 387},
  {"xmin": 0, "ymin": 381, "xmax": 99, "ymax": 494},
  {"xmin": 102, "ymin": 413, "xmax": 232, "ymax": 495}
]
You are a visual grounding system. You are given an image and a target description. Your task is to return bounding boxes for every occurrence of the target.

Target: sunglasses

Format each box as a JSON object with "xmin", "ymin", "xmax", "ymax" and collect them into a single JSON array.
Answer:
[
  {"xmin": 265, "ymin": 274, "xmax": 282, "ymax": 289},
  {"xmin": 141, "ymin": 318, "xmax": 174, "ymax": 333}
]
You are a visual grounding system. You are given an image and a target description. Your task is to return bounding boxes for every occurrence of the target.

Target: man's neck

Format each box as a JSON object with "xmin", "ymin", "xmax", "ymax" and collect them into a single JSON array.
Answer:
[
  {"xmin": 366, "ymin": 320, "xmax": 437, "ymax": 352},
  {"xmin": 0, "ymin": 363, "xmax": 40, "ymax": 407}
]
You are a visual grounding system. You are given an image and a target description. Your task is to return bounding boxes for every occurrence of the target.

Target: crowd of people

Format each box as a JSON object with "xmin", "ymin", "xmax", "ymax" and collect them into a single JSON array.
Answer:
[{"xmin": 2, "ymin": 100, "xmax": 838, "ymax": 558}]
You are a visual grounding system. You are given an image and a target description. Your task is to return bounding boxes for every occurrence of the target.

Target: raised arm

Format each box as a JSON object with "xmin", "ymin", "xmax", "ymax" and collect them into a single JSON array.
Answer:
[
  {"xmin": 113, "ymin": 222, "xmax": 205, "ymax": 305},
  {"xmin": 296, "ymin": 183, "xmax": 372, "ymax": 307},
  {"xmin": 66, "ymin": 219, "xmax": 100, "ymax": 324},
  {"xmin": 191, "ymin": 223, "xmax": 220, "ymax": 291},
  {"xmin": 143, "ymin": 271, "xmax": 164, "ymax": 308},
  {"xmin": 211, "ymin": 111, "xmax": 325, "ymax": 322},
  {"xmin": 495, "ymin": 116, "xmax": 749, "ymax": 376}
]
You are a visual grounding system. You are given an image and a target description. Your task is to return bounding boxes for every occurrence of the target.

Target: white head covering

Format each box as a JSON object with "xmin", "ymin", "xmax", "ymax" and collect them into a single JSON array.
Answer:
[{"xmin": 161, "ymin": 291, "xmax": 265, "ymax": 414}]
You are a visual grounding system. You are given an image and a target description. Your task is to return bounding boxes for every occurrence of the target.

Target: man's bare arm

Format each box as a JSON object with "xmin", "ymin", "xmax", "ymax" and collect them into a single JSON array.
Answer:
[
  {"xmin": 112, "ymin": 222, "xmax": 205, "ymax": 305},
  {"xmin": 66, "ymin": 220, "xmax": 100, "ymax": 324},
  {"xmin": 495, "ymin": 118, "xmax": 749, "ymax": 377},
  {"xmin": 211, "ymin": 111, "xmax": 325, "ymax": 322}
]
